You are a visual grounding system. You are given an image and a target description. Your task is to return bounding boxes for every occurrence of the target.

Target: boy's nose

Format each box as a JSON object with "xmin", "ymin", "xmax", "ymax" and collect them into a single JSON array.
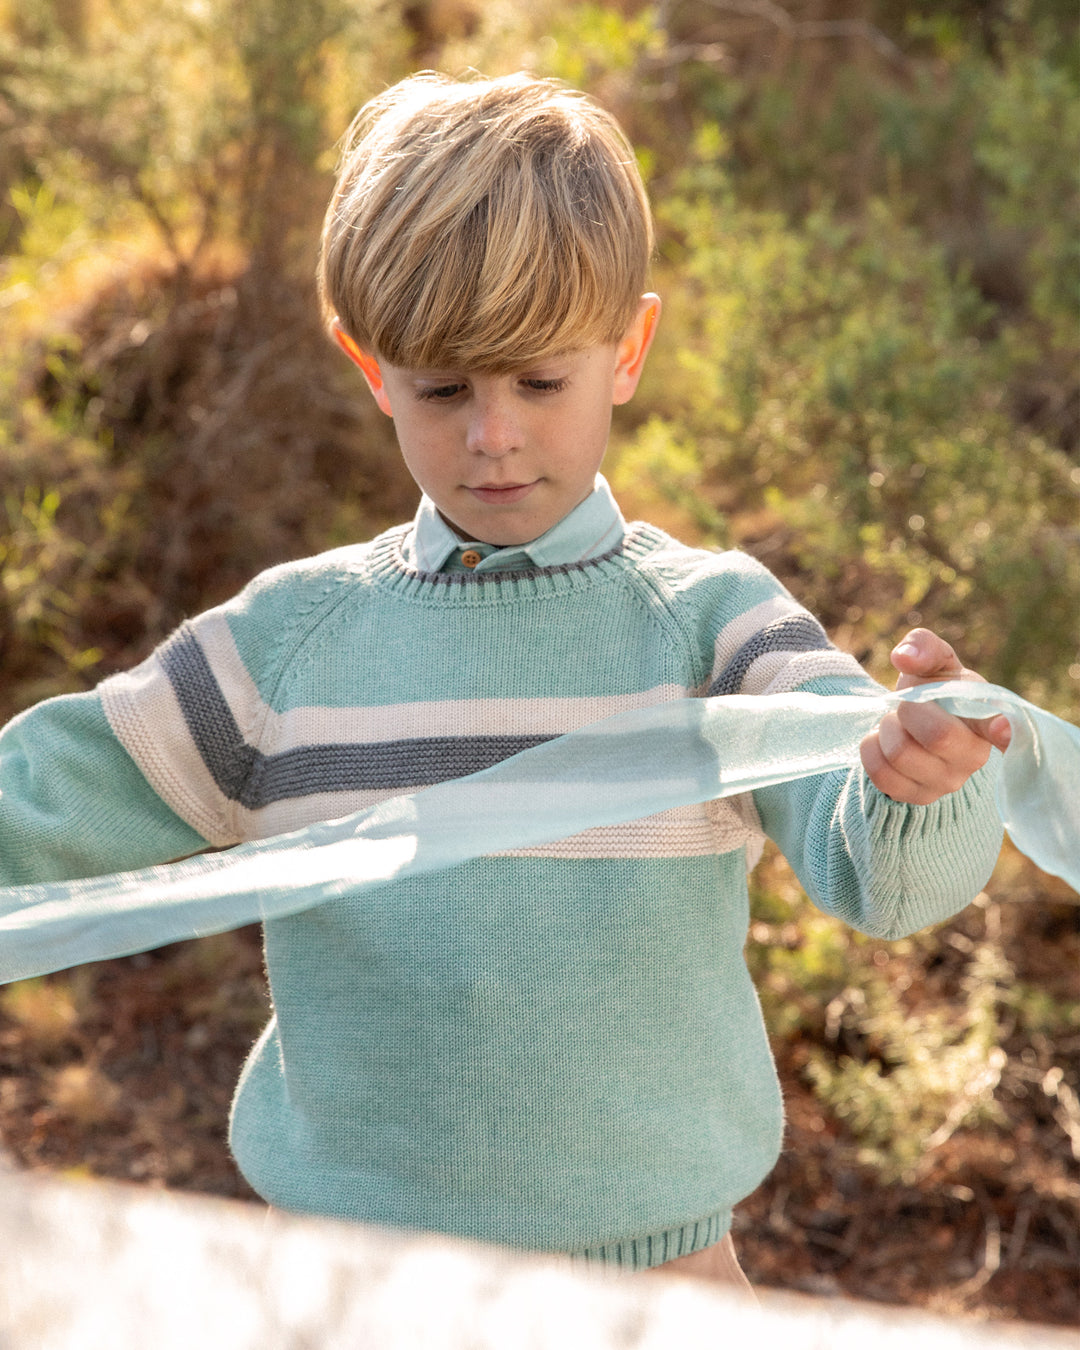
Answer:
[{"xmin": 465, "ymin": 398, "xmax": 521, "ymax": 457}]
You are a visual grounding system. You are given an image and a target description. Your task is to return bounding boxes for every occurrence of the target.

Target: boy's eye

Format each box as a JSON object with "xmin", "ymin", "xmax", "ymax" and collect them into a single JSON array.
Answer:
[
  {"xmin": 415, "ymin": 383, "xmax": 466, "ymax": 402},
  {"xmin": 414, "ymin": 376, "xmax": 568, "ymax": 401},
  {"xmin": 522, "ymin": 377, "xmax": 568, "ymax": 393}
]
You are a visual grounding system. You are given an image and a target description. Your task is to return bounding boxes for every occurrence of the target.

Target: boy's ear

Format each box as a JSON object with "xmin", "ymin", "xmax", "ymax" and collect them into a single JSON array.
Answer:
[
  {"xmin": 332, "ymin": 321, "xmax": 393, "ymax": 417},
  {"xmin": 612, "ymin": 293, "xmax": 661, "ymax": 406}
]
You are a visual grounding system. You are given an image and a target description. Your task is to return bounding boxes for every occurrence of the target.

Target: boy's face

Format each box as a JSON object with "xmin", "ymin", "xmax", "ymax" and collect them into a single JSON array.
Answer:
[{"xmin": 336, "ymin": 295, "xmax": 659, "ymax": 546}]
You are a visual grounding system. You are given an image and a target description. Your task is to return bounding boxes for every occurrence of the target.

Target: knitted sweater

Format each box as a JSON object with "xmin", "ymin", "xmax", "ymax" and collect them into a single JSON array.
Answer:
[{"xmin": 0, "ymin": 520, "xmax": 1003, "ymax": 1266}]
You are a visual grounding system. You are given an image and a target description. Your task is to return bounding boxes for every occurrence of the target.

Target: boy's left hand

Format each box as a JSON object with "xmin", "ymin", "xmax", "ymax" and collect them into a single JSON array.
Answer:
[{"xmin": 860, "ymin": 628, "xmax": 1012, "ymax": 805}]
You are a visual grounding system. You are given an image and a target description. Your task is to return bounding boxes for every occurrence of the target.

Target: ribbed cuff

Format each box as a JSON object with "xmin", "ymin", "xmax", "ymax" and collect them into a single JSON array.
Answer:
[{"xmin": 861, "ymin": 752, "xmax": 1005, "ymax": 938}]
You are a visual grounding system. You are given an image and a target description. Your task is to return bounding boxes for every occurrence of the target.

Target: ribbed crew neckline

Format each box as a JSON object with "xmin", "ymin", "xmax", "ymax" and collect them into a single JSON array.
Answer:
[{"xmin": 366, "ymin": 522, "xmax": 666, "ymax": 604}]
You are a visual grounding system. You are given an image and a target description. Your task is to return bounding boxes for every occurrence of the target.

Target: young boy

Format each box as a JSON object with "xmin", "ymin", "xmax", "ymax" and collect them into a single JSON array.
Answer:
[{"xmin": 0, "ymin": 72, "xmax": 1007, "ymax": 1286}]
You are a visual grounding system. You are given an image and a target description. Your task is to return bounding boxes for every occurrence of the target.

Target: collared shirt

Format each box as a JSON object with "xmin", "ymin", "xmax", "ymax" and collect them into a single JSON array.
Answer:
[{"xmin": 401, "ymin": 475, "xmax": 627, "ymax": 574}]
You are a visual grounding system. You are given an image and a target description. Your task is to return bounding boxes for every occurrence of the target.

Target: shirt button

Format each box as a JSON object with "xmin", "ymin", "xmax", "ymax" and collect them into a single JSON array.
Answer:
[{"xmin": 460, "ymin": 549, "xmax": 482, "ymax": 569}]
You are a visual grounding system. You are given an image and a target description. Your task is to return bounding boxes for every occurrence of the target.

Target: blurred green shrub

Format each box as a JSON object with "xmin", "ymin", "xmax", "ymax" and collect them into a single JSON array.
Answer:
[
  {"xmin": 805, "ymin": 942, "xmax": 1011, "ymax": 1183},
  {"xmin": 614, "ymin": 123, "xmax": 1078, "ymax": 710},
  {"xmin": 0, "ymin": 338, "xmax": 144, "ymax": 714},
  {"xmin": 0, "ymin": 0, "xmax": 406, "ymax": 270}
]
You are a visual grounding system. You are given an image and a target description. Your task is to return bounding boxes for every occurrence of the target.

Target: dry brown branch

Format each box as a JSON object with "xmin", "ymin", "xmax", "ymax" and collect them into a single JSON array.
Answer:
[
  {"xmin": 956, "ymin": 1188, "xmax": 1002, "ymax": 1301},
  {"xmin": 695, "ymin": 0, "xmax": 910, "ymax": 70}
]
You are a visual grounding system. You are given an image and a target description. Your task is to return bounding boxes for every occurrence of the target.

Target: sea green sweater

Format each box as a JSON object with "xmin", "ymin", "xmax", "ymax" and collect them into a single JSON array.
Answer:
[{"xmin": 0, "ymin": 511, "xmax": 1002, "ymax": 1267}]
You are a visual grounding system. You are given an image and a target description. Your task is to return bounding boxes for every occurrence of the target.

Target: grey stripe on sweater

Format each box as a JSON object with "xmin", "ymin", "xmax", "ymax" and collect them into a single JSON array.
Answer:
[
  {"xmin": 708, "ymin": 614, "xmax": 832, "ymax": 696},
  {"xmin": 160, "ymin": 626, "xmax": 554, "ymax": 809}
]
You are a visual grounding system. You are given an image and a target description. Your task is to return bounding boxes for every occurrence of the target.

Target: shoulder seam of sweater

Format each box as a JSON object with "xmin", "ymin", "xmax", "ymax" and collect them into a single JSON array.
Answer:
[
  {"xmin": 614, "ymin": 554, "xmax": 712, "ymax": 693},
  {"xmin": 619, "ymin": 529, "xmax": 787, "ymax": 692},
  {"xmin": 235, "ymin": 542, "xmax": 384, "ymax": 775}
]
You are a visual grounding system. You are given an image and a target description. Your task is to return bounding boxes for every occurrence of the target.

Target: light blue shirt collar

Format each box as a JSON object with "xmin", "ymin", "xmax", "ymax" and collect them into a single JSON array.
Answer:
[{"xmin": 403, "ymin": 475, "xmax": 626, "ymax": 574}]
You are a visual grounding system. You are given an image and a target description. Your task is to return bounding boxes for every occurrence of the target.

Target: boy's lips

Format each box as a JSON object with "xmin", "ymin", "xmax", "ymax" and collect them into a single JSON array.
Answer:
[{"xmin": 466, "ymin": 480, "xmax": 539, "ymax": 505}]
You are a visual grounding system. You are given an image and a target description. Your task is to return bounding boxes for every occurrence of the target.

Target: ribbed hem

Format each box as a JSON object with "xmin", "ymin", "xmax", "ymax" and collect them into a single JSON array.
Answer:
[{"xmin": 570, "ymin": 1209, "xmax": 732, "ymax": 1271}]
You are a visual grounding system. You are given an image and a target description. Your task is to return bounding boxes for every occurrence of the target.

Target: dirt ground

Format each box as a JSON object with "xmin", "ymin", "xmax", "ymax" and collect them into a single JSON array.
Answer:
[{"xmin": 1, "ymin": 888, "xmax": 1077, "ymax": 1328}]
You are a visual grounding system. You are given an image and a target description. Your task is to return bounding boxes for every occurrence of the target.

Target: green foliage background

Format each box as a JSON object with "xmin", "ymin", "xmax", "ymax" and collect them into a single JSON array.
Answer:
[{"xmin": 1, "ymin": 0, "xmax": 1078, "ymax": 1236}]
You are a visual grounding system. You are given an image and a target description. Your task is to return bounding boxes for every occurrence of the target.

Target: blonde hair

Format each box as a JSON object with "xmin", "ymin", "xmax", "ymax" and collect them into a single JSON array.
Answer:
[{"xmin": 318, "ymin": 72, "xmax": 653, "ymax": 370}]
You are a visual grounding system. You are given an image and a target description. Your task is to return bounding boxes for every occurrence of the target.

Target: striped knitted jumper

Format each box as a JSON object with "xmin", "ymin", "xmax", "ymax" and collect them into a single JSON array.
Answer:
[{"xmin": 0, "ymin": 511, "xmax": 1002, "ymax": 1267}]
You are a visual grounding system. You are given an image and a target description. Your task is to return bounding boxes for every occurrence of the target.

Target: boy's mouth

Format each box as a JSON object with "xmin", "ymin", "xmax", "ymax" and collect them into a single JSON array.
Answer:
[{"xmin": 467, "ymin": 481, "xmax": 539, "ymax": 505}]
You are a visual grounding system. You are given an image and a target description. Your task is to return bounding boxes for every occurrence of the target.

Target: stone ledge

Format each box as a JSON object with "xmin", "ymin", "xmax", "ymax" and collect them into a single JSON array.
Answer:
[{"xmin": 0, "ymin": 1169, "xmax": 1074, "ymax": 1349}]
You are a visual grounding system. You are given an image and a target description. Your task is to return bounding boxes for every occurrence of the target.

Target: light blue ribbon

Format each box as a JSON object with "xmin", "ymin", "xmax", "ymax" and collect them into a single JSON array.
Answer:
[{"xmin": 0, "ymin": 682, "xmax": 1076, "ymax": 985}]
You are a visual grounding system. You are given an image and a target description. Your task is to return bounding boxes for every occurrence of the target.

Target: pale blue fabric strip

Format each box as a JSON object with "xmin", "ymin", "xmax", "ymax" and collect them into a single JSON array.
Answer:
[{"xmin": 0, "ymin": 682, "xmax": 1076, "ymax": 984}]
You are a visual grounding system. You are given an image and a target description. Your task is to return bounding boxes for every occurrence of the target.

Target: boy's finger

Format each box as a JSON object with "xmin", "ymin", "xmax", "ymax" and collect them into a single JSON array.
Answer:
[
  {"xmin": 895, "ymin": 699, "xmax": 991, "ymax": 765},
  {"xmin": 860, "ymin": 722, "xmax": 964, "ymax": 805},
  {"xmin": 897, "ymin": 695, "xmax": 1011, "ymax": 753},
  {"xmin": 973, "ymin": 712, "xmax": 1012, "ymax": 751},
  {"xmin": 890, "ymin": 628, "xmax": 966, "ymax": 685}
]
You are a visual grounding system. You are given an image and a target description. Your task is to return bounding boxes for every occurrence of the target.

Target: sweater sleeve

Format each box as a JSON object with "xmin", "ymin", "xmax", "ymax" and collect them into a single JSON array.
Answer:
[
  {"xmin": 0, "ymin": 689, "xmax": 208, "ymax": 886},
  {"xmin": 1, "ymin": 542, "xmax": 367, "ymax": 892},
  {"xmin": 754, "ymin": 753, "xmax": 1003, "ymax": 939},
  {"xmin": 0, "ymin": 552, "xmax": 318, "ymax": 887},
  {"xmin": 0, "ymin": 563, "xmax": 277, "ymax": 883},
  {"xmin": 696, "ymin": 549, "xmax": 1004, "ymax": 937}
]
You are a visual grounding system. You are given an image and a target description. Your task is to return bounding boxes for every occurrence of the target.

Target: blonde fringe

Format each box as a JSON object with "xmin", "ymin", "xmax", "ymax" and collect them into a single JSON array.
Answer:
[{"xmin": 318, "ymin": 72, "xmax": 652, "ymax": 370}]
